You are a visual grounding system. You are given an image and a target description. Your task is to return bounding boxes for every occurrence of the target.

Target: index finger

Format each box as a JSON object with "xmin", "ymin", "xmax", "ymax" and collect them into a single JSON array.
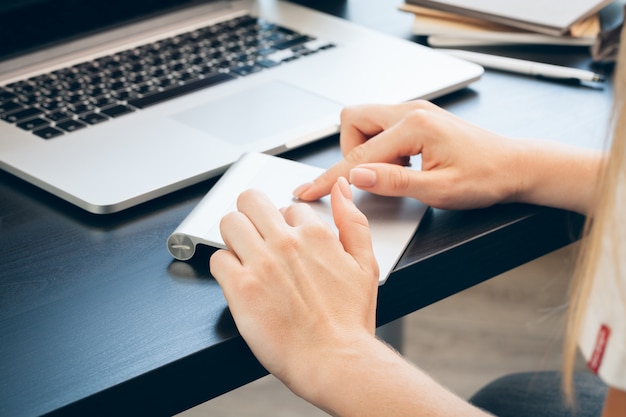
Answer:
[
  {"xmin": 338, "ymin": 105, "xmax": 386, "ymax": 156},
  {"xmin": 294, "ymin": 116, "xmax": 424, "ymax": 201},
  {"xmin": 292, "ymin": 106, "xmax": 398, "ymax": 202},
  {"xmin": 236, "ymin": 188, "xmax": 287, "ymax": 239}
]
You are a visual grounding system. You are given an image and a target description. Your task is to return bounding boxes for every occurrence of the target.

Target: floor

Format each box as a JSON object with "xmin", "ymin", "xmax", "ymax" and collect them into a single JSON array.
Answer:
[{"xmin": 178, "ymin": 242, "xmax": 588, "ymax": 416}]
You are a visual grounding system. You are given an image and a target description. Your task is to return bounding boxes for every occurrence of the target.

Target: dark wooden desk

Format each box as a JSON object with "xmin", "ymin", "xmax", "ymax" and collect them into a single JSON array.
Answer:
[{"xmin": 0, "ymin": 1, "xmax": 613, "ymax": 416}]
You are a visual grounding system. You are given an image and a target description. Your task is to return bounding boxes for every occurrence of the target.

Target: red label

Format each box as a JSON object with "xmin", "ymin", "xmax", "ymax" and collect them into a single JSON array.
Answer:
[{"xmin": 587, "ymin": 324, "xmax": 611, "ymax": 374}]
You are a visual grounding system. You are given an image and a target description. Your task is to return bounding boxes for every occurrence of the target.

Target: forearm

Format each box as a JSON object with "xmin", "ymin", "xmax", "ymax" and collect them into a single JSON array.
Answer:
[
  {"xmin": 302, "ymin": 334, "xmax": 489, "ymax": 417},
  {"xmin": 508, "ymin": 139, "xmax": 606, "ymax": 214}
]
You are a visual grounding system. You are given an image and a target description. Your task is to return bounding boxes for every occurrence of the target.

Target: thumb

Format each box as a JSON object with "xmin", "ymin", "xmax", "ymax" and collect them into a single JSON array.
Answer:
[
  {"xmin": 350, "ymin": 163, "xmax": 446, "ymax": 209},
  {"xmin": 349, "ymin": 163, "xmax": 438, "ymax": 201},
  {"xmin": 330, "ymin": 177, "xmax": 378, "ymax": 276}
]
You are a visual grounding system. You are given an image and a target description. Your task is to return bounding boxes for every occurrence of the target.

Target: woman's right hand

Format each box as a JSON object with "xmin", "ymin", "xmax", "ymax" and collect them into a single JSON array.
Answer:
[
  {"xmin": 294, "ymin": 99, "xmax": 601, "ymax": 214},
  {"xmin": 294, "ymin": 100, "xmax": 527, "ymax": 210}
]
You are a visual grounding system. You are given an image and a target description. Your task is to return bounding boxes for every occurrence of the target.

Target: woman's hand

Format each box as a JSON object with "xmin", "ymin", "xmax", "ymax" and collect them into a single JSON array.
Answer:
[
  {"xmin": 293, "ymin": 100, "xmax": 602, "ymax": 214},
  {"xmin": 210, "ymin": 178, "xmax": 380, "ymax": 401},
  {"xmin": 293, "ymin": 100, "xmax": 526, "ymax": 210},
  {"xmin": 210, "ymin": 177, "xmax": 496, "ymax": 417}
]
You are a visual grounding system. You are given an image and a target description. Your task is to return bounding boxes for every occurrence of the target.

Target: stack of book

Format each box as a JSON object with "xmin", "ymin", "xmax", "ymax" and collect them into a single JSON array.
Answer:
[{"xmin": 400, "ymin": 0, "xmax": 613, "ymax": 47}]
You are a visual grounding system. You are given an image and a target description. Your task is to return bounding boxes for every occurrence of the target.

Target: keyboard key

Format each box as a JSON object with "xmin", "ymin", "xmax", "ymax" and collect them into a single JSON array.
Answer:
[
  {"xmin": 230, "ymin": 65, "xmax": 263, "ymax": 76},
  {"xmin": 110, "ymin": 81, "xmax": 130, "ymax": 91},
  {"xmin": 265, "ymin": 49, "xmax": 295, "ymax": 63},
  {"xmin": 80, "ymin": 112, "xmax": 109, "ymax": 125},
  {"xmin": 257, "ymin": 59, "xmax": 280, "ymax": 68},
  {"xmin": 113, "ymin": 90, "xmax": 141, "ymax": 101},
  {"xmin": 33, "ymin": 126, "xmax": 64, "ymax": 139},
  {"xmin": 157, "ymin": 78, "xmax": 178, "ymax": 89},
  {"xmin": 92, "ymin": 96, "xmax": 117, "ymax": 108},
  {"xmin": 7, "ymin": 81, "xmax": 35, "ymax": 95},
  {"xmin": 57, "ymin": 119, "xmax": 87, "ymax": 132},
  {"xmin": 257, "ymin": 47, "xmax": 277, "ymax": 56},
  {"xmin": 85, "ymin": 86, "xmax": 106, "ymax": 97},
  {"xmin": 46, "ymin": 110, "xmax": 74, "ymax": 122},
  {"xmin": 272, "ymin": 35, "xmax": 312, "ymax": 50},
  {"xmin": 38, "ymin": 100, "xmax": 65, "ymax": 111},
  {"xmin": 100, "ymin": 104, "xmax": 135, "ymax": 118},
  {"xmin": 70, "ymin": 103, "xmax": 95, "ymax": 115},
  {"xmin": 65, "ymin": 93, "xmax": 89, "ymax": 104},
  {"xmin": 277, "ymin": 26, "xmax": 297, "ymax": 35},
  {"xmin": 128, "ymin": 72, "xmax": 235, "ymax": 109},
  {"xmin": 137, "ymin": 83, "xmax": 159, "ymax": 95},
  {"xmin": 179, "ymin": 72, "xmax": 200, "ymax": 82},
  {"xmin": 303, "ymin": 39, "xmax": 334, "ymax": 52},
  {"xmin": 0, "ymin": 90, "xmax": 17, "ymax": 103},
  {"xmin": 2, "ymin": 107, "xmax": 43, "ymax": 123},
  {"xmin": 0, "ymin": 101, "xmax": 23, "ymax": 115},
  {"xmin": 16, "ymin": 93, "xmax": 42, "ymax": 106},
  {"xmin": 17, "ymin": 117, "xmax": 49, "ymax": 131}
]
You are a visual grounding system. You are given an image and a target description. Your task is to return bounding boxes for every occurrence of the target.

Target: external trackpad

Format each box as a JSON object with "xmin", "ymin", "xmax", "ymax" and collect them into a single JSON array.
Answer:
[{"xmin": 172, "ymin": 81, "xmax": 342, "ymax": 145}]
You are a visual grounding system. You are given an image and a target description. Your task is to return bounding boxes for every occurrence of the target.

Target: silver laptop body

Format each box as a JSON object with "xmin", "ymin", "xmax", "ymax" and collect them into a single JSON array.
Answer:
[{"xmin": 0, "ymin": 0, "xmax": 482, "ymax": 213}]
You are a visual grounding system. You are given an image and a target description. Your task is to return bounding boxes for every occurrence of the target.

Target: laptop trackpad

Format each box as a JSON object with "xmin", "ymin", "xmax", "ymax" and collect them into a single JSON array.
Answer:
[{"xmin": 172, "ymin": 81, "xmax": 342, "ymax": 145}]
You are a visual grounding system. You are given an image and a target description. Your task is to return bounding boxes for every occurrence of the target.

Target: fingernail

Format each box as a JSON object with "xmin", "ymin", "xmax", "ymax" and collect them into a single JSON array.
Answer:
[
  {"xmin": 293, "ymin": 182, "xmax": 313, "ymax": 199},
  {"xmin": 337, "ymin": 177, "xmax": 352, "ymax": 199},
  {"xmin": 349, "ymin": 167, "xmax": 377, "ymax": 187}
]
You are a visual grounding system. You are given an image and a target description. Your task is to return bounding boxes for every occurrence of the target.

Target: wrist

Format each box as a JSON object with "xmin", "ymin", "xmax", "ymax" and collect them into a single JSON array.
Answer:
[
  {"xmin": 285, "ymin": 332, "xmax": 385, "ymax": 411},
  {"xmin": 285, "ymin": 331, "xmax": 491, "ymax": 417},
  {"xmin": 504, "ymin": 139, "xmax": 605, "ymax": 213},
  {"xmin": 492, "ymin": 137, "xmax": 533, "ymax": 205},
  {"xmin": 297, "ymin": 333, "xmax": 406, "ymax": 416},
  {"xmin": 505, "ymin": 138, "xmax": 537, "ymax": 204}
]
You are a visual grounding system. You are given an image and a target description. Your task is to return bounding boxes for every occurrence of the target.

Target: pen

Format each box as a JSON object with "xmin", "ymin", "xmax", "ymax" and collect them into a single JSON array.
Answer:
[{"xmin": 440, "ymin": 49, "xmax": 604, "ymax": 82}]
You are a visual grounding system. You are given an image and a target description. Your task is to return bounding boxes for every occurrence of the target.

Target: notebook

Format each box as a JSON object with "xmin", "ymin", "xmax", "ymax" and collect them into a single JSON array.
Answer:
[
  {"xmin": 399, "ymin": 3, "xmax": 601, "ymax": 47},
  {"xmin": 167, "ymin": 152, "xmax": 429, "ymax": 284},
  {"xmin": 403, "ymin": 0, "xmax": 613, "ymax": 36},
  {"xmin": 0, "ymin": 0, "xmax": 482, "ymax": 214}
]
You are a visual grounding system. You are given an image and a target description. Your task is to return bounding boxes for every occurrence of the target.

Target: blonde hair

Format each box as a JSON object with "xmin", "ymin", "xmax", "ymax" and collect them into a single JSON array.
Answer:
[{"xmin": 562, "ymin": 25, "xmax": 626, "ymax": 396}]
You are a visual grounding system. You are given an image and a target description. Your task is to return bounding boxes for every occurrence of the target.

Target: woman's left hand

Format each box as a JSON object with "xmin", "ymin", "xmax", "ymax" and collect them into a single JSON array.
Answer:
[{"xmin": 210, "ymin": 178, "xmax": 379, "ymax": 400}]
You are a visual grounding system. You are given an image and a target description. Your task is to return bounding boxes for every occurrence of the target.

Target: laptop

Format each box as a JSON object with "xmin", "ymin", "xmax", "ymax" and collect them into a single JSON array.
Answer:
[{"xmin": 0, "ymin": 0, "xmax": 483, "ymax": 214}]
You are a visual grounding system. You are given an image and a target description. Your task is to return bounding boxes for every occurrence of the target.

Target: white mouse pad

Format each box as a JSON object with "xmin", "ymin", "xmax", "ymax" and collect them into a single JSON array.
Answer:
[{"xmin": 167, "ymin": 152, "xmax": 428, "ymax": 284}]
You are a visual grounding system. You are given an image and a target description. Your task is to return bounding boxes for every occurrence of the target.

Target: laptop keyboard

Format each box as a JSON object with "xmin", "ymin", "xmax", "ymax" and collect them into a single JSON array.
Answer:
[{"xmin": 0, "ymin": 14, "xmax": 334, "ymax": 139}]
